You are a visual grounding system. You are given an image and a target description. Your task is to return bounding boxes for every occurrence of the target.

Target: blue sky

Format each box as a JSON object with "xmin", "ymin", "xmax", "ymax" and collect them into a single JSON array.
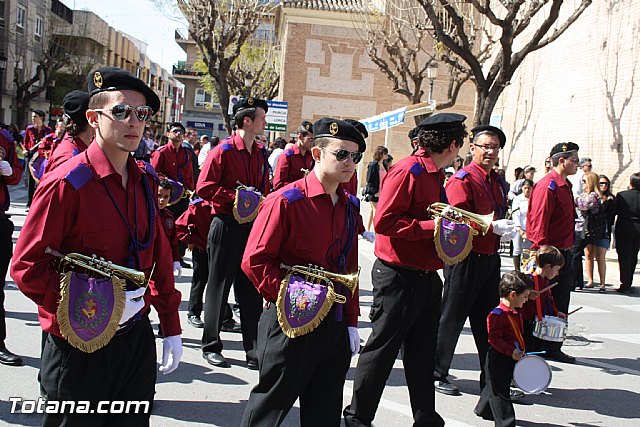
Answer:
[{"xmin": 60, "ymin": 0, "xmax": 187, "ymax": 72}]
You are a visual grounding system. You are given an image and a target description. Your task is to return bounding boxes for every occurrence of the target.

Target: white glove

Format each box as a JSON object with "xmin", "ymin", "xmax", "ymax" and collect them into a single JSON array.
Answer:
[
  {"xmin": 119, "ymin": 287, "xmax": 146, "ymax": 325},
  {"xmin": 492, "ymin": 219, "xmax": 516, "ymax": 237},
  {"xmin": 362, "ymin": 231, "xmax": 376, "ymax": 243},
  {"xmin": 0, "ymin": 161, "xmax": 12, "ymax": 176},
  {"xmin": 348, "ymin": 326, "xmax": 360, "ymax": 356},
  {"xmin": 501, "ymin": 228, "xmax": 518, "ymax": 242},
  {"xmin": 159, "ymin": 334, "xmax": 183, "ymax": 375},
  {"xmin": 173, "ymin": 261, "xmax": 182, "ymax": 277}
]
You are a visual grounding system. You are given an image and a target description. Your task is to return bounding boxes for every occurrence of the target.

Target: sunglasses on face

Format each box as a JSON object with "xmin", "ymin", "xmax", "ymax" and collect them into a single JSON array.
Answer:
[
  {"xmin": 170, "ymin": 128, "xmax": 185, "ymax": 134},
  {"xmin": 599, "ymin": 181, "xmax": 609, "ymax": 185},
  {"xmin": 93, "ymin": 104, "xmax": 153, "ymax": 122},
  {"xmin": 323, "ymin": 148, "xmax": 363, "ymax": 164}
]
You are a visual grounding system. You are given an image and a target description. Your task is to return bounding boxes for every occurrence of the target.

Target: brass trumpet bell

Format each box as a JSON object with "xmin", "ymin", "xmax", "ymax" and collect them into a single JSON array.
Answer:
[
  {"xmin": 288, "ymin": 264, "xmax": 360, "ymax": 302},
  {"xmin": 427, "ymin": 202, "xmax": 493, "ymax": 236}
]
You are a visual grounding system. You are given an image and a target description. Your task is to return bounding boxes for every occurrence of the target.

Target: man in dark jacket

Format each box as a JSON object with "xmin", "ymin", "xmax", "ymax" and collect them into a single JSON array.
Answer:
[{"xmin": 615, "ymin": 172, "xmax": 640, "ymax": 293}]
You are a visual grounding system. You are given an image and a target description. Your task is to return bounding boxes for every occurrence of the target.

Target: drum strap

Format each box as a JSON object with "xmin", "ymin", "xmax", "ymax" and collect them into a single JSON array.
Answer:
[
  {"xmin": 507, "ymin": 314, "xmax": 526, "ymax": 353},
  {"xmin": 534, "ymin": 275, "xmax": 543, "ymax": 321}
]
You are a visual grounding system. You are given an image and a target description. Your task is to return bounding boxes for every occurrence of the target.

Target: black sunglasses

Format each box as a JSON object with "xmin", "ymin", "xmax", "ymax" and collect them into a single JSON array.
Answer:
[
  {"xmin": 324, "ymin": 148, "xmax": 363, "ymax": 164},
  {"xmin": 93, "ymin": 104, "xmax": 153, "ymax": 122},
  {"xmin": 599, "ymin": 181, "xmax": 609, "ymax": 185},
  {"xmin": 170, "ymin": 128, "xmax": 185, "ymax": 134}
]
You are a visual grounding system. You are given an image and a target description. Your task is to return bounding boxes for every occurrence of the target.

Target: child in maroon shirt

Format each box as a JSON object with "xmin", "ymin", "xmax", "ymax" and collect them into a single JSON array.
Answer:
[
  {"xmin": 158, "ymin": 178, "xmax": 182, "ymax": 276},
  {"xmin": 521, "ymin": 245, "xmax": 567, "ymax": 353},
  {"xmin": 475, "ymin": 271, "xmax": 533, "ymax": 426}
]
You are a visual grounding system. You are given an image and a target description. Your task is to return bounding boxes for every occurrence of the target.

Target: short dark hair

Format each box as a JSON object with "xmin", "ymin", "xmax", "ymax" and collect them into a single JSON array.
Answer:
[
  {"xmin": 417, "ymin": 125, "xmax": 467, "ymax": 154},
  {"xmin": 535, "ymin": 245, "xmax": 565, "ymax": 269},
  {"xmin": 234, "ymin": 108, "xmax": 258, "ymax": 129},
  {"xmin": 65, "ymin": 121, "xmax": 87, "ymax": 136},
  {"xmin": 211, "ymin": 136, "xmax": 220, "ymax": 147},
  {"xmin": 522, "ymin": 178, "xmax": 534, "ymax": 188},
  {"xmin": 373, "ymin": 146, "xmax": 388, "ymax": 162},
  {"xmin": 167, "ymin": 122, "xmax": 185, "ymax": 132},
  {"xmin": 514, "ymin": 167, "xmax": 523, "ymax": 180},
  {"xmin": 630, "ymin": 172, "xmax": 640, "ymax": 190},
  {"xmin": 158, "ymin": 178, "xmax": 172, "ymax": 191},
  {"xmin": 499, "ymin": 271, "xmax": 533, "ymax": 298}
]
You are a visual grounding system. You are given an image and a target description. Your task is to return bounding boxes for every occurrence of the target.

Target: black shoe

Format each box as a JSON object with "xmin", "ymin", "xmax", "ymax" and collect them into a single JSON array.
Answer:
[
  {"xmin": 180, "ymin": 260, "xmax": 192, "ymax": 269},
  {"xmin": 544, "ymin": 350, "xmax": 576, "ymax": 364},
  {"xmin": 434, "ymin": 379, "xmax": 460, "ymax": 396},
  {"xmin": 203, "ymin": 352, "xmax": 230, "ymax": 367},
  {"xmin": 616, "ymin": 288, "xmax": 631, "ymax": 294},
  {"xmin": 0, "ymin": 347, "xmax": 24, "ymax": 366},
  {"xmin": 187, "ymin": 315, "xmax": 204, "ymax": 328},
  {"xmin": 510, "ymin": 389, "xmax": 525, "ymax": 400},
  {"xmin": 247, "ymin": 358, "xmax": 259, "ymax": 370},
  {"xmin": 474, "ymin": 410, "xmax": 494, "ymax": 421},
  {"xmin": 221, "ymin": 318, "xmax": 242, "ymax": 333}
]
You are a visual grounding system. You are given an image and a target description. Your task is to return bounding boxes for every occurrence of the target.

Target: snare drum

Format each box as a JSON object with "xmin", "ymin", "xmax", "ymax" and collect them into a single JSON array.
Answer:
[
  {"xmin": 513, "ymin": 355, "xmax": 552, "ymax": 394},
  {"xmin": 532, "ymin": 315, "xmax": 567, "ymax": 342}
]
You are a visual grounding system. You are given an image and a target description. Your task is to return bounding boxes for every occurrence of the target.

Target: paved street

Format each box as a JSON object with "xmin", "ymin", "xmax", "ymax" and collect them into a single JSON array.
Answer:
[{"xmin": 1, "ymin": 182, "xmax": 640, "ymax": 426}]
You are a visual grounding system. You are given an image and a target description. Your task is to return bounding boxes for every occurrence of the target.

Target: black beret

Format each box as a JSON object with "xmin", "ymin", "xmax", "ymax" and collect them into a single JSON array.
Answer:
[
  {"xmin": 299, "ymin": 120, "xmax": 313, "ymax": 134},
  {"xmin": 87, "ymin": 66, "xmax": 161, "ymax": 113},
  {"xmin": 470, "ymin": 125, "xmax": 506, "ymax": 149},
  {"xmin": 344, "ymin": 119, "xmax": 369, "ymax": 139},
  {"xmin": 408, "ymin": 127, "xmax": 421, "ymax": 141},
  {"xmin": 32, "ymin": 109, "xmax": 46, "ymax": 118},
  {"xmin": 62, "ymin": 90, "xmax": 90, "ymax": 126},
  {"xmin": 313, "ymin": 118, "xmax": 366, "ymax": 152},
  {"xmin": 232, "ymin": 97, "xmax": 268, "ymax": 115},
  {"xmin": 167, "ymin": 122, "xmax": 186, "ymax": 132},
  {"xmin": 550, "ymin": 142, "xmax": 580, "ymax": 158},
  {"xmin": 418, "ymin": 113, "xmax": 466, "ymax": 131}
]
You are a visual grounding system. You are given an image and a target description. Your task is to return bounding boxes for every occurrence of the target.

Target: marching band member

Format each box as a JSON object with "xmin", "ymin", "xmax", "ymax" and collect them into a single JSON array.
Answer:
[
  {"xmin": 11, "ymin": 67, "xmax": 182, "ymax": 425},
  {"xmin": 23, "ymin": 109, "xmax": 52, "ymax": 207},
  {"xmin": 46, "ymin": 90, "xmax": 93, "ymax": 173},
  {"xmin": 157, "ymin": 178, "xmax": 183, "ymax": 277},
  {"xmin": 344, "ymin": 113, "xmax": 467, "ymax": 427},
  {"xmin": 434, "ymin": 125, "xmax": 516, "ymax": 396},
  {"xmin": 0, "ymin": 127, "xmax": 24, "ymax": 366},
  {"xmin": 241, "ymin": 118, "xmax": 364, "ymax": 426},
  {"xmin": 196, "ymin": 97, "xmax": 270, "ymax": 369},
  {"xmin": 272, "ymin": 120, "xmax": 314, "ymax": 189},
  {"xmin": 526, "ymin": 142, "xmax": 580, "ymax": 364}
]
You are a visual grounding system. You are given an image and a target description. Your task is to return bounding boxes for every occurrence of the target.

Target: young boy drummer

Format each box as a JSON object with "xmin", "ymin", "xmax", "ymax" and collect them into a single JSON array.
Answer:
[
  {"xmin": 240, "ymin": 118, "xmax": 365, "ymax": 426},
  {"xmin": 475, "ymin": 271, "xmax": 533, "ymax": 426}
]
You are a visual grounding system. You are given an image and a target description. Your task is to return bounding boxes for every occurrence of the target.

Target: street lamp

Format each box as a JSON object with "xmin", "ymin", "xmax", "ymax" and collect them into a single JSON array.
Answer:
[
  {"xmin": 427, "ymin": 63, "xmax": 438, "ymax": 104},
  {"xmin": 0, "ymin": 53, "xmax": 7, "ymax": 123},
  {"xmin": 244, "ymin": 71, "xmax": 254, "ymax": 97}
]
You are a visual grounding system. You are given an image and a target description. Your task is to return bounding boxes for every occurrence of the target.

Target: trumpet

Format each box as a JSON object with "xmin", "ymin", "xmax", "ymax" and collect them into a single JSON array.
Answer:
[
  {"xmin": 45, "ymin": 247, "xmax": 148, "ymax": 289},
  {"xmin": 284, "ymin": 264, "xmax": 359, "ymax": 303},
  {"xmin": 427, "ymin": 202, "xmax": 493, "ymax": 236}
]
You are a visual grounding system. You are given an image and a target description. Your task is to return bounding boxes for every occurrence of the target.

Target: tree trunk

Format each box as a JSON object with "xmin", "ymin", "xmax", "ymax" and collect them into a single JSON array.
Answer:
[{"xmin": 473, "ymin": 87, "xmax": 502, "ymax": 127}]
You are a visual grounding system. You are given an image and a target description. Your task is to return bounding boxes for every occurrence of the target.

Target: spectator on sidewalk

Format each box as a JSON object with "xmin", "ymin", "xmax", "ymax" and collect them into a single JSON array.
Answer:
[{"xmin": 614, "ymin": 172, "xmax": 640, "ymax": 294}]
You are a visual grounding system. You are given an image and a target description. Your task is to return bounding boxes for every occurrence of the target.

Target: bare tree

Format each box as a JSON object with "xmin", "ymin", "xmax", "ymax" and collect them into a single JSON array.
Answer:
[
  {"xmin": 176, "ymin": 0, "xmax": 278, "ymax": 132},
  {"xmin": 416, "ymin": 0, "xmax": 592, "ymax": 125},
  {"xmin": 353, "ymin": 0, "xmax": 475, "ymax": 124}
]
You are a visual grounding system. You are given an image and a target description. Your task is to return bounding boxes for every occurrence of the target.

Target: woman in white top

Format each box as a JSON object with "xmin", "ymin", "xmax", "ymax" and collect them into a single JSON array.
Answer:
[{"xmin": 511, "ymin": 178, "xmax": 533, "ymax": 269}]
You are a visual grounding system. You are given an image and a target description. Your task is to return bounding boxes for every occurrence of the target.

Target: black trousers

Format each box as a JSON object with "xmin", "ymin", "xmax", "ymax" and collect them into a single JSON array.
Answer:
[
  {"xmin": 616, "ymin": 232, "xmax": 640, "ymax": 291},
  {"xmin": 168, "ymin": 197, "xmax": 189, "ymax": 259},
  {"xmin": 344, "ymin": 259, "xmax": 444, "ymax": 427},
  {"xmin": 40, "ymin": 316, "xmax": 156, "ymax": 427},
  {"xmin": 188, "ymin": 247, "xmax": 209, "ymax": 317},
  {"xmin": 0, "ymin": 215, "xmax": 13, "ymax": 346},
  {"xmin": 434, "ymin": 252, "xmax": 500, "ymax": 389},
  {"xmin": 572, "ymin": 231, "xmax": 588, "ymax": 289},
  {"xmin": 241, "ymin": 304, "xmax": 351, "ymax": 426},
  {"xmin": 474, "ymin": 347, "xmax": 516, "ymax": 427},
  {"xmin": 202, "ymin": 215, "xmax": 262, "ymax": 359},
  {"xmin": 26, "ymin": 155, "xmax": 35, "ymax": 207}
]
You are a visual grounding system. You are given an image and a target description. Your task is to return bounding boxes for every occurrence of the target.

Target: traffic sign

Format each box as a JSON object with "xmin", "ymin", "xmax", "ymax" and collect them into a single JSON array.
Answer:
[
  {"xmin": 360, "ymin": 107, "xmax": 407, "ymax": 133},
  {"xmin": 265, "ymin": 100, "xmax": 288, "ymax": 132}
]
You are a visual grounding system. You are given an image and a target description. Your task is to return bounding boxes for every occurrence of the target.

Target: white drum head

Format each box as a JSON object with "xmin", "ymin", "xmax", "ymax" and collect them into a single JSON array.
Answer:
[{"xmin": 513, "ymin": 355, "xmax": 552, "ymax": 394}]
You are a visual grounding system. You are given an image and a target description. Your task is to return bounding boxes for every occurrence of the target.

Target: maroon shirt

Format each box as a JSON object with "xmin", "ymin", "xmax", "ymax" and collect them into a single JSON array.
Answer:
[
  {"xmin": 197, "ymin": 134, "xmax": 270, "ymax": 218},
  {"xmin": 151, "ymin": 142, "xmax": 195, "ymax": 191},
  {"xmin": 445, "ymin": 161, "xmax": 508, "ymax": 254},
  {"xmin": 242, "ymin": 172, "xmax": 360, "ymax": 326},
  {"xmin": 521, "ymin": 274, "xmax": 559, "ymax": 321},
  {"xmin": 159, "ymin": 208, "xmax": 181, "ymax": 262},
  {"xmin": 273, "ymin": 144, "xmax": 314, "ymax": 190},
  {"xmin": 488, "ymin": 302, "xmax": 525, "ymax": 357},
  {"xmin": 0, "ymin": 133, "xmax": 24, "ymax": 212},
  {"xmin": 526, "ymin": 170, "xmax": 575, "ymax": 250},
  {"xmin": 45, "ymin": 134, "xmax": 90, "ymax": 174},
  {"xmin": 11, "ymin": 142, "xmax": 182, "ymax": 339},
  {"xmin": 41, "ymin": 132, "xmax": 62, "ymax": 158},
  {"xmin": 175, "ymin": 198, "xmax": 212, "ymax": 252},
  {"xmin": 24, "ymin": 124, "xmax": 53, "ymax": 153},
  {"xmin": 373, "ymin": 148, "xmax": 445, "ymax": 271}
]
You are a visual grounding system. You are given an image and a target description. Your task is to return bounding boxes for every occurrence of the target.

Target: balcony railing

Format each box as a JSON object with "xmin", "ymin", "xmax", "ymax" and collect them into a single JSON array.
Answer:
[{"xmin": 172, "ymin": 65, "xmax": 203, "ymax": 77}]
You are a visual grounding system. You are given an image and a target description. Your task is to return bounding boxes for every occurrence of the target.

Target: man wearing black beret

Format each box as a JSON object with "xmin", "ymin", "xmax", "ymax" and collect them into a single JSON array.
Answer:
[
  {"xmin": 434, "ymin": 122, "xmax": 516, "ymax": 397},
  {"xmin": 45, "ymin": 90, "xmax": 93, "ymax": 173},
  {"xmin": 526, "ymin": 142, "xmax": 580, "ymax": 364},
  {"xmin": 273, "ymin": 120, "xmax": 315, "ymax": 189},
  {"xmin": 197, "ymin": 96, "xmax": 270, "ymax": 370},
  {"xmin": 345, "ymin": 113, "xmax": 467, "ymax": 427},
  {"xmin": 241, "ymin": 118, "xmax": 364, "ymax": 425}
]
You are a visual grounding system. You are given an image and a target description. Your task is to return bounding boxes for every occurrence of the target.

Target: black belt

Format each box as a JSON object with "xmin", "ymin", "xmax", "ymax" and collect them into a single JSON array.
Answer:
[{"xmin": 379, "ymin": 259, "xmax": 436, "ymax": 275}]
